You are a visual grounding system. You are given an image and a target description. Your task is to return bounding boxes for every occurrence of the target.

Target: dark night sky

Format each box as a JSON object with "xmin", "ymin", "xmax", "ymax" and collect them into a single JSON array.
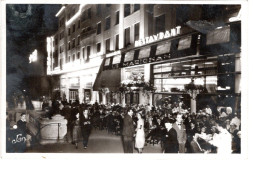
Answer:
[{"xmin": 6, "ymin": 4, "xmax": 61, "ymax": 101}]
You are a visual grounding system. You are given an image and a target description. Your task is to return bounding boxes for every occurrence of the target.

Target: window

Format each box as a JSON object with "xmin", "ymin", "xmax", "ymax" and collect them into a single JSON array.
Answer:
[
  {"xmin": 81, "ymin": 10, "xmax": 87, "ymax": 22},
  {"xmin": 67, "ymin": 55, "xmax": 70, "ymax": 63},
  {"xmin": 97, "ymin": 43, "xmax": 101, "ymax": 53},
  {"xmin": 115, "ymin": 11, "xmax": 119, "ymax": 25},
  {"xmin": 55, "ymin": 37, "xmax": 58, "ymax": 45},
  {"xmin": 60, "ymin": 31, "xmax": 64, "ymax": 40},
  {"xmin": 59, "ymin": 17, "xmax": 65, "ymax": 27},
  {"xmin": 77, "ymin": 36, "xmax": 80, "ymax": 45},
  {"xmin": 124, "ymin": 27, "xmax": 130, "ymax": 47},
  {"xmin": 115, "ymin": 34, "xmax": 119, "ymax": 50},
  {"xmin": 88, "ymin": 8, "xmax": 91, "ymax": 19},
  {"xmin": 73, "ymin": 24, "xmax": 76, "ymax": 33},
  {"xmin": 96, "ymin": 5, "xmax": 101, "ymax": 16},
  {"xmin": 73, "ymin": 54, "xmax": 75, "ymax": 61},
  {"xmin": 82, "ymin": 47, "xmax": 85, "ymax": 59},
  {"xmin": 176, "ymin": 5, "xmax": 190, "ymax": 26},
  {"xmin": 97, "ymin": 22, "xmax": 101, "ymax": 35},
  {"xmin": 67, "ymin": 13, "xmax": 71, "ymax": 21},
  {"xmin": 134, "ymin": 23, "xmax": 140, "ymax": 41},
  {"xmin": 72, "ymin": 39, "xmax": 75, "ymax": 48},
  {"xmin": 68, "ymin": 28, "xmax": 71, "ymax": 36},
  {"xmin": 124, "ymin": 4, "xmax": 131, "ymax": 17},
  {"xmin": 105, "ymin": 16, "xmax": 111, "ymax": 30},
  {"xmin": 87, "ymin": 46, "xmax": 91, "ymax": 60},
  {"xmin": 68, "ymin": 42, "xmax": 71, "ymax": 50},
  {"xmin": 134, "ymin": 4, "xmax": 140, "ymax": 12},
  {"xmin": 106, "ymin": 38, "xmax": 110, "ymax": 53},
  {"xmin": 77, "ymin": 51, "xmax": 80, "ymax": 59},
  {"xmin": 155, "ymin": 14, "xmax": 165, "ymax": 34},
  {"xmin": 106, "ymin": 4, "xmax": 111, "ymax": 7},
  {"xmin": 78, "ymin": 20, "xmax": 81, "ymax": 29}
]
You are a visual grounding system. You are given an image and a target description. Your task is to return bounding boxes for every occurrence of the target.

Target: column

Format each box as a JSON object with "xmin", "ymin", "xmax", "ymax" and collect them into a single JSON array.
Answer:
[{"xmin": 190, "ymin": 99, "xmax": 196, "ymax": 114}]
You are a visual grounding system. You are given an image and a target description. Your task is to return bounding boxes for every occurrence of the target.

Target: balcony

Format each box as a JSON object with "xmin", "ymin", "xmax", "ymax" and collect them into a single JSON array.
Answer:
[{"xmin": 81, "ymin": 28, "xmax": 97, "ymax": 40}]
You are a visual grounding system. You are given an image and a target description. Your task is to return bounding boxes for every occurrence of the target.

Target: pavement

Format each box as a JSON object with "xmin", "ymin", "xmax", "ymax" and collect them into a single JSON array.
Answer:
[{"xmin": 26, "ymin": 129, "xmax": 163, "ymax": 153}]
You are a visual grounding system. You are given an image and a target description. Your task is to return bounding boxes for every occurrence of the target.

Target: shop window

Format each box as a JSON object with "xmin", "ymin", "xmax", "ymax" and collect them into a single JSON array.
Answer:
[
  {"xmin": 115, "ymin": 11, "xmax": 120, "ymax": 25},
  {"xmin": 155, "ymin": 14, "xmax": 165, "ymax": 34},
  {"xmin": 124, "ymin": 27, "xmax": 130, "ymax": 47},
  {"xmin": 97, "ymin": 22, "xmax": 101, "ymax": 35},
  {"xmin": 134, "ymin": 23, "xmax": 140, "ymax": 41},
  {"xmin": 125, "ymin": 93, "xmax": 139, "ymax": 105},
  {"xmin": 106, "ymin": 38, "xmax": 110, "ymax": 53},
  {"xmin": 69, "ymin": 89, "xmax": 79, "ymax": 103},
  {"xmin": 124, "ymin": 4, "xmax": 131, "ymax": 17},
  {"xmin": 105, "ymin": 16, "xmax": 111, "ymax": 30}
]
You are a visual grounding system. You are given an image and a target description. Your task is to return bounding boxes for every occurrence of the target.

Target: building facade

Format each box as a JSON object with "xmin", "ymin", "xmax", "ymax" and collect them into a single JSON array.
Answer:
[{"xmin": 47, "ymin": 4, "xmax": 241, "ymax": 113}]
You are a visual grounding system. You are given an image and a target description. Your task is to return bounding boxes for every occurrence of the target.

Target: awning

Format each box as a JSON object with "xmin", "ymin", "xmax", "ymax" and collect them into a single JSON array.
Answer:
[
  {"xmin": 93, "ymin": 57, "xmax": 121, "ymax": 92},
  {"xmin": 93, "ymin": 69, "xmax": 121, "ymax": 92}
]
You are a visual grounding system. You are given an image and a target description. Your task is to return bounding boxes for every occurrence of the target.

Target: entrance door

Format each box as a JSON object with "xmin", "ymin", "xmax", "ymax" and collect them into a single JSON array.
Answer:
[
  {"xmin": 69, "ymin": 89, "xmax": 79, "ymax": 103},
  {"xmin": 84, "ymin": 89, "xmax": 91, "ymax": 104},
  {"xmin": 125, "ymin": 93, "xmax": 139, "ymax": 105}
]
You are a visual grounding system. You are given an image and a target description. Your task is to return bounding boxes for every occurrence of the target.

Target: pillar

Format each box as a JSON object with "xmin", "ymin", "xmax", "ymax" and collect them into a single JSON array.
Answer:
[
  {"xmin": 190, "ymin": 98, "xmax": 196, "ymax": 114},
  {"xmin": 102, "ymin": 93, "xmax": 106, "ymax": 105}
]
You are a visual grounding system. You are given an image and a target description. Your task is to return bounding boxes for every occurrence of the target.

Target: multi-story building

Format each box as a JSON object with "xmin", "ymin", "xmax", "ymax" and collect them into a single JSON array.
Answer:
[{"xmin": 47, "ymin": 4, "xmax": 241, "ymax": 113}]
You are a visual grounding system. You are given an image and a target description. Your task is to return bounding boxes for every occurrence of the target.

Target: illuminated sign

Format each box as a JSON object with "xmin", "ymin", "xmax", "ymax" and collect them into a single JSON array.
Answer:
[
  {"xmin": 123, "ymin": 56, "xmax": 171, "ymax": 68},
  {"xmin": 134, "ymin": 26, "xmax": 181, "ymax": 47}
]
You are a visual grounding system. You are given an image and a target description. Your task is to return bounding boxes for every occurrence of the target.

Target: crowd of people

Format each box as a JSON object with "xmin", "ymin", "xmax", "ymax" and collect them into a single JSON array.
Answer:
[{"xmin": 47, "ymin": 99, "xmax": 241, "ymax": 154}]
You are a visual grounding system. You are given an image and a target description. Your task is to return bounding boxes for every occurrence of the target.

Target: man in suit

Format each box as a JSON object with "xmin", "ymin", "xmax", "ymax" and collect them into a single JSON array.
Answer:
[
  {"xmin": 122, "ymin": 108, "xmax": 135, "ymax": 153},
  {"xmin": 81, "ymin": 108, "xmax": 92, "ymax": 149},
  {"xmin": 172, "ymin": 113, "xmax": 187, "ymax": 153},
  {"xmin": 164, "ymin": 118, "xmax": 179, "ymax": 153}
]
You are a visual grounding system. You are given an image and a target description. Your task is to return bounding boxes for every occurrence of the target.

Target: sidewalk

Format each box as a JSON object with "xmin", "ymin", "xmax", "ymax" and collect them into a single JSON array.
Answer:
[{"xmin": 26, "ymin": 129, "xmax": 163, "ymax": 153}]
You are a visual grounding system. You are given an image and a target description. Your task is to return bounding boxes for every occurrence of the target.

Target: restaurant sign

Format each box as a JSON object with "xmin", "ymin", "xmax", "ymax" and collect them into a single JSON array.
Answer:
[
  {"xmin": 122, "ymin": 56, "xmax": 171, "ymax": 67},
  {"xmin": 134, "ymin": 26, "xmax": 181, "ymax": 47}
]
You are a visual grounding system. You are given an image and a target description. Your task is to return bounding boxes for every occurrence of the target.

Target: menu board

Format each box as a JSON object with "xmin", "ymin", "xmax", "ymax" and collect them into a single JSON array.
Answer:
[
  {"xmin": 156, "ymin": 42, "xmax": 171, "ymax": 55},
  {"xmin": 178, "ymin": 36, "xmax": 192, "ymax": 50},
  {"xmin": 104, "ymin": 58, "xmax": 111, "ymax": 66},
  {"xmin": 113, "ymin": 55, "xmax": 121, "ymax": 64},
  {"xmin": 138, "ymin": 47, "xmax": 150, "ymax": 59},
  {"xmin": 206, "ymin": 26, "xmax": 230, "ymax": 45},
  {"xmin": 124, "ymin": 51, "xmax": 135, "ymax": 62}
]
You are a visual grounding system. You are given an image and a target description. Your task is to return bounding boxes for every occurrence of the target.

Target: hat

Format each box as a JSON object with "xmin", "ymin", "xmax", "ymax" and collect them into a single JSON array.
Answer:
[{"xmin": 164, "ymin": 118, "xmax": 174, "ymax": 124}]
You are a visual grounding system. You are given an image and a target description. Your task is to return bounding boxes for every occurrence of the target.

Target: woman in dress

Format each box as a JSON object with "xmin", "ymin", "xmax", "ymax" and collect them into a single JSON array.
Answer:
[
  {"xmin": 72, "ymin": 111, "xmax": 81, "ymax": 149},
  {"xmin": 135, "ymin": 112, "xmax": 145, "ymax": 153}
]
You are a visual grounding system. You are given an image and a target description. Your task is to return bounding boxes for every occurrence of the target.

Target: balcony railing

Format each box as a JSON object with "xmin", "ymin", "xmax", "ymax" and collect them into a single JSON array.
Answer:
[{"xmin": 81, "ymin": 28, "xmax": 97, "ymax": 40}]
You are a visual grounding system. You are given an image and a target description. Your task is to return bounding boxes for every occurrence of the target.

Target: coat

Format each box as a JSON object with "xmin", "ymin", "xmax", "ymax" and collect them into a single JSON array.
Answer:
[
  {"xmin": 164, "ymin": 128, "xmax": 179, "ymax": 153},
  {"xmin": 122, "ymin": 114, "xmax": 135, "ymax": 138},
  {"xmin": 172, "ymin": 122, "xmax": 187, "ymax": 144}
]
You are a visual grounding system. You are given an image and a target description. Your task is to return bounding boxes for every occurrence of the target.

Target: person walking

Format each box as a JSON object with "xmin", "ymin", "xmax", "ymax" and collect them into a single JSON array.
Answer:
[
  {"xmin": 172, "ymin": 113, "xmax": 187, "ymax": 153},
  {"xmin": 81, "ymin": 108, "xmax": 92, "ymax": 149},
  {"xmin": 72, "ymin": 110, "xmax": 81, "ymax": 149},
  {"xmin": 122, "ymin": 108, "xmax": 135, "ymax": 153},
  {"xmin": 135, "ymin": 112, "xmax": 145, "ymax": 153},
  {"xmin": 164, "ymin": 118, "xmax": 179, "ymax": 153}
]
